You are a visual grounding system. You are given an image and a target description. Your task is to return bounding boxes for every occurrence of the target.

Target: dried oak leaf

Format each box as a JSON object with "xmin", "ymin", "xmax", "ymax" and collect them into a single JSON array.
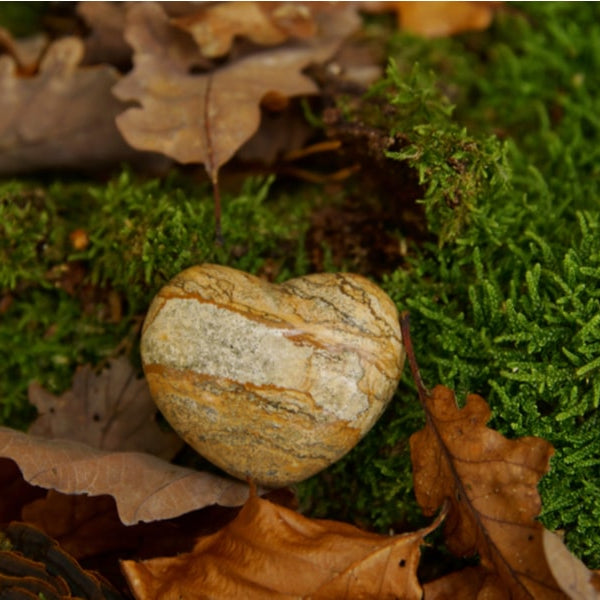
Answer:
[
  {"xmin": 172, "ymin": 1, "xmax": 318, "ymax": 58},
  {"xmin": 77, "ymin": 1, "xmax": 133, "ymax": 66},
  {"xmin": 113, "ymin": 1, "xmax": 359, "ymax": 182},
  {"xmin": 400, "ymin": 315, "xmax": 567, "ymax": 599},
  {"xmin": 0, "ymin": 36, "xmax": 144, "ymax": 174},
  {"xmin": 0, "ymin": 427, "xmax": 253, "ymax": 525},
  {"xmin": 122, "ymin": 487, "xmax": 443, "ymax": 600},
  {"xmin": 0, "ymin": 26, "xmax": 48, "ymax": 74},
  {"xmin": 28, "ymin": 356, "xmax": 183, "ymax": 460}
]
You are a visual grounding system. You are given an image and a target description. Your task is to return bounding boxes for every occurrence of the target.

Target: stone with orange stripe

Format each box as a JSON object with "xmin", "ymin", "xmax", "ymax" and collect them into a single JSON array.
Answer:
[{"xmin": 141, "ymin": 264, "xmax": 404, "ymax": 487}]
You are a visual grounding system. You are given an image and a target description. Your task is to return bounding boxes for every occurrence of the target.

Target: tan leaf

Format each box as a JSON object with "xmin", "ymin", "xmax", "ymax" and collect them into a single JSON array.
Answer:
[
  {"xmin": 113, "ymin": 2, "xmax": 359, "ymax": 181},
  {"xmin": 543, "ymin": 529, "xmax": 600, "ymax": 600},
  {"xmin": 397, "ymin": 2, "xmax": 496, "ymax": 38},
  {"xmin": 172, "ymin": 1, "xmax": 317, "ymax": 58},
  {"xmin": 122, "ymin": 488, "xmax": 443, "ymax": 599},
  {"xmin": 0, "ymin": 427, "xmax": 253, "ymax": 525},
  {"xmin": 28, "ymin": 357, "xmax": 183, "ymax": 460},
  {"xmin": 400, "ymin": 313, "xmax": 568, "ymax": 599},
  {"xmin": 77, "ymin": 1, "xmax": 132, "ymax": 66},
  {"xmin": 363, "ymin": 1, "xmax": 497, "ymax": 38},
  {"xmin": 0, "ymin": 26, "xmax": 48, "ymax": 74},
  {"xmin": 0, "ymin": 36, "xmax": 144, "ymax": 174}
]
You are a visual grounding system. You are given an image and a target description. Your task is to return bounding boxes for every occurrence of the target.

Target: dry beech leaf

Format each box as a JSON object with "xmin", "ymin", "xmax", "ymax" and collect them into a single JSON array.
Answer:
[
  {"xmin": 0, "ymin": 427, "xmax": 253, "ymax": 525},
  {"xmin": 400, "ymin": 313, "xmax": 569, "ymax": 599},
  {"xmin": 543, "ymin": 529, "xmax": 600, "ymax": 600},
  {"xmin": 0, "ymin": 36, "xmax": 145, "ymax": 174},
  {"xmin": 113, "ymin": 1, "xmax": 359, "ymax": 182},
  {"xmin": 172, "ymin": 1, "xmax": 317, "ymax": 58},
  {"xmin": 122, "ymin": 487, "xmax": 444, "ymax": 600},
  {"xmin": 28, "ymin": 357, "xmax": 183, "ymax": 460}
]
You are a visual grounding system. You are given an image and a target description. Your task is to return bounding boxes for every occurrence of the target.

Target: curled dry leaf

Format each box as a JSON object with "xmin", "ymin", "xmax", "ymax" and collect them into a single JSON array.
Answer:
[
  {"xmin": 172, "ymin": 1, "xmax": 318, "ymax": 58},
  {"xmin": 543, "ymin": 529, "xmax": 600, "ymax": 600},
  {"xmin": 122, "ymin": 488, "xmax": 444, "ymax": 600},
  {"xmin": 400, "ymin": 314, "xmax": 568, "ymax": 599},
  {"xmin": 0, "ymin": 427, "xmax": 253, "ymax": 525},
  {"xmin": 113, "ymin": 2, "xmax": 360, "ymax": 182},
  {"xmin": 0, "ymin": 36, "xmax": 144, "ymax": 174},
  {"xmin": 28, "ymin": 356, "xmax": 183, "ymax": 460}
]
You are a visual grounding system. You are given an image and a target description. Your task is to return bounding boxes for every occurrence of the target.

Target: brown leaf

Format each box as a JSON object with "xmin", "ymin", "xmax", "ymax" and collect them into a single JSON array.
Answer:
[
  {"xmin": 0, "ymin": 457, "xmax": 45, "ymax": 523},
  {"xmin": 172, "ymin": 1, "xmax": 318, "ymax": 58},
  {"xmin": 122, "ymin": 488, "xmax": 443, "ymax": 599},
  {"xmin": 20, "ymin": 490, "xmax": 241, "ymax": 562},
  {"xmin": 543, "ymin": 529, "xmax": 600, "ymax": 600},
  {"xmin": 0, "ymin": 427, "xmax": 253, "ymax": 525},
  {"xmin": 77, "ymin": 1, "xmax": 133, "ymax": 66},
  {"xmin": 363, "ymin": 1, "xmax": 497, "ymax": 38},
  {"xmin": 0, "ymin": 27, "xmax": 48, "ymax": 74},
  {"xmin": 28, "ymin": 357, "xmax": 183, "ymax": 460},
  {"xmin": 0, "ymin": 36, "xmax": 146, "ymax": 174},
  {"xmin": 423, "ymin": 566, "xmax": 495, "ymax": 600},
  {"xmin": 400, "ymin": 314, "xmax": 568, "ymax": 599},
  {"xmin": 113, "ymin": 2, "xmax": 359, "ymax": 181}
]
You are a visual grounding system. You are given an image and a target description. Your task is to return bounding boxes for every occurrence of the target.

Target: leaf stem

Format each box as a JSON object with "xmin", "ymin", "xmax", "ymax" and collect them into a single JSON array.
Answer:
[
  {"xmin": 399, "ymin": 311, "xmax": 430, "ymax": 402},
  {"xmin": 212, "ymin": 176, "xmax": 224, "ymax": 246}
]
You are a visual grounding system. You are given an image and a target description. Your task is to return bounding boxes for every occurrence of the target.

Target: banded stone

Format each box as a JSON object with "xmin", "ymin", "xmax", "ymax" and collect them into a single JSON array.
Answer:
[{"xmin": 141, "ymin": 264, "xmax": 404, "ymax": 487}]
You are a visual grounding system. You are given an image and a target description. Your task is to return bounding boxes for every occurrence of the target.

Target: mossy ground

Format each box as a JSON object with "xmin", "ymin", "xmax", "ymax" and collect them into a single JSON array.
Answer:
[{"xmin": 1, "ymin": 2, "xmax": 599, "ymax": 570}]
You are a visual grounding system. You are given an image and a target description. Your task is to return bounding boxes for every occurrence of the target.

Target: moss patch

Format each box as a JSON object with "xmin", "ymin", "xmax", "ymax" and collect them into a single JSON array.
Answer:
[{"xmin": 1, "ymin": 0, "xmax": 599, "ymax": 571}]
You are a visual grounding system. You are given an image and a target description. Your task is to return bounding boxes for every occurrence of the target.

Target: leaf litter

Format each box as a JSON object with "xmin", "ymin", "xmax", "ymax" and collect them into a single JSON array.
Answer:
[
  {"xmin": 2, "ymin": 3, "xmax": 599, "ymax": 598},
  {"xmin": 28, "ymin": 356, "xmax": 183, "ymax": 459}
]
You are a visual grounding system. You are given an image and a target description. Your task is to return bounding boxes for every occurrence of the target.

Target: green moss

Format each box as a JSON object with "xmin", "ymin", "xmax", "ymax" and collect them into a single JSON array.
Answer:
[
  {"xmin": 0, "ymin": 169, "xmax": 314, "ymax": 428},
  {"xmin": 1, "ymin": 0, "xmax": 599, "ymax": 573},
  {"xmin": 300, "ymin": 3, "xmax": 600, "ymax": 569},
  {"xmin": 0, "ymin": 2, "xmax": 47, "ymax": 37}
]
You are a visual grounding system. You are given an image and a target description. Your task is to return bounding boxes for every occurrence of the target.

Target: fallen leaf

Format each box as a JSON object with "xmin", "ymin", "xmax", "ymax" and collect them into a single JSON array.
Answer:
[
  {"xmin": 0, "ymin": 427, "xmax": 254, "ymax": 525},
  {"xmin": 0, "ymin": 457, "xmax": 45, "ymax": 523},
  {"xmin": 172, "ymin": 1, "xmax": 318, "ymax": 58},
  {"xmin": 122, "ymin": 487, "xmax": 444, "ymax": 599},
  {"xmin": 400, "ymin": 313, "xmax": 568, "ymax": 599},
  {"xmin": 543, "ymin": 529, "xmax": 600, "ymax": 600},
  {"xmin": 0, "ymin": 26, "xmax": 48, "ymax": 74},
  {"xmin": 113, "ymin": 1, "xmax": 359, "ymax": 182},
  {"xmin": 77, "ymin": 1, "xmax": 133, "ymax": 67},
  {"xmin": 28, "ymin": 356, "xmax": 183, "ymax": 460},
  {"xmin": 0, "ymin": 36, "xmax": 147, "ymax": 174},
  {"xmin": 422, "ymin": 566, "xmax": 495, "ymax": 600},
  {"xmin": 362, "ymin": 1, "xmax": 497, "ymax": 38}
]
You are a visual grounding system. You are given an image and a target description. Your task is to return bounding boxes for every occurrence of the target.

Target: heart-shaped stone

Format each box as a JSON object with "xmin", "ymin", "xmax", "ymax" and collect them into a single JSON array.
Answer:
[{"xmin": 141, "ymin": 264, "xmax": 404, "ymax": 487}]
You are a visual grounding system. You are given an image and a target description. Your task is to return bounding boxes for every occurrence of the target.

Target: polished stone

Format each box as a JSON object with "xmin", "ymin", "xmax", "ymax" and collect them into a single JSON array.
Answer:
[{"xmin": 141, "ymin": 264, "xmax": 404, "ymax": 487}]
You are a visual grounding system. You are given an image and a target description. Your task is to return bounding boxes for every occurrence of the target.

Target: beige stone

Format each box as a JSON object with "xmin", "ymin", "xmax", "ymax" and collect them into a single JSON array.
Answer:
[{"xmin": 141, "ymin": 264, "xmax": 404, "ymax": 487}]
